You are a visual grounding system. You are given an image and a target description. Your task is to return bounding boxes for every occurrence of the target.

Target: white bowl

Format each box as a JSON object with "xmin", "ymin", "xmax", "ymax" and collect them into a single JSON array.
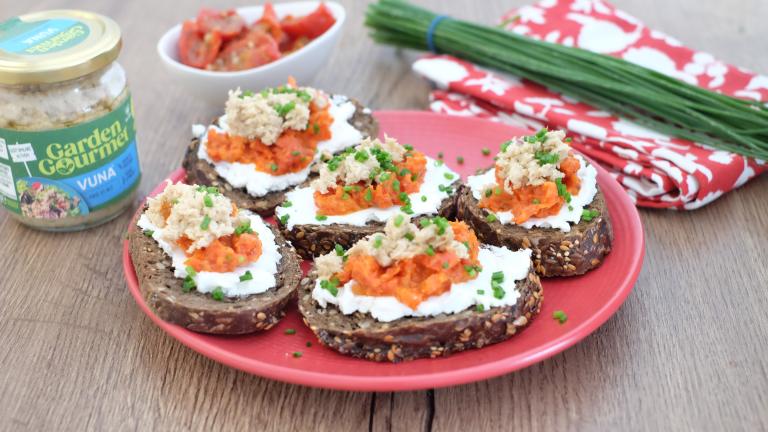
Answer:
[{"xmin": 157, "ymin": 1, "xmax": 346, "ymax": 105}]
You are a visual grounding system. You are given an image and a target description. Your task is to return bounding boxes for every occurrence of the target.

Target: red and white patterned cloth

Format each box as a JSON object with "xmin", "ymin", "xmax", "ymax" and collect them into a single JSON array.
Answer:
[{"xmin": 413, "ymin": 0, "xmax": 767, "ymax": 209}]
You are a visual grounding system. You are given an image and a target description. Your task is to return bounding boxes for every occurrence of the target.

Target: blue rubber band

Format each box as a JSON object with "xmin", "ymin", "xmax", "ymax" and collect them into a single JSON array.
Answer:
[{"xmin": 426, "ymin": 15, "xmax": 449, "ymax": 53}]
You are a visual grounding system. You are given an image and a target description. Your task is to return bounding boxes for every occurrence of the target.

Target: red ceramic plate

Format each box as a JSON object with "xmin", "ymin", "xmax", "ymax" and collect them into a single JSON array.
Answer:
[{"xmin": 123, "ymin": 111, "xmax": 644, "ymax": 391}]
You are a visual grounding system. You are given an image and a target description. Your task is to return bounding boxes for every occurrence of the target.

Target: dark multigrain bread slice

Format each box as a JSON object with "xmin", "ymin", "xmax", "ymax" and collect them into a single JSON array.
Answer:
[
  {"xmin": 128, "ymin": 218, "xmax": 302, "ymax": 334},
  {"xmin": 298, "ymin": 263, "xmax": 543, "ymax": 362},
  {"xmin": 456, "ymin": 184, "xmax": 613, "ymax": 277},
  {"xmin": 278, "ymin": 190, "xmax": 458, "ymax": 260},
  {"xmin": 182, "ymin": 98, "xmax": 379, "ymax": 217}
]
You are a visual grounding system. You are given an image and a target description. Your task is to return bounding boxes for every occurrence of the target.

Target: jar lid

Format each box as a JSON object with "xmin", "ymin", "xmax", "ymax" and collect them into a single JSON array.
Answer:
[{"xmin": 0, "ymin": 10, "xmax": 121, "ymax": 85}]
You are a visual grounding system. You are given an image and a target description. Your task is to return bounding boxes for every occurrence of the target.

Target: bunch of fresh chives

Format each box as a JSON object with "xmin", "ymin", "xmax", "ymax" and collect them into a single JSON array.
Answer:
[{"xmin": 365, "ymin": 0, "xmax": 768, "ymax": 160}]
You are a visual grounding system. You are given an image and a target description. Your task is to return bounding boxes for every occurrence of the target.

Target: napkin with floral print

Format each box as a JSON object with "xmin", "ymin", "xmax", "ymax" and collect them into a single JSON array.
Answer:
[{"xmin": 412, "ymin": 0, "xmax": 767, "ymax": 209}]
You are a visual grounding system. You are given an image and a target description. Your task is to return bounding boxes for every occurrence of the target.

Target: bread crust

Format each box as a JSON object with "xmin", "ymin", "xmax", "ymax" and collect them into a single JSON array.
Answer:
[
  {"xmin": 182, "ymin": 98, "xmax": 379, "ymax": 217},
  {"xmin": 128, "ymin": 218, "xmax": 302, "ymax": 335},
  {"xmin": 455, "ymin": 184, "xmax": 613, "ymax": 277},
  {"xmin": 297, "ymin": 262, "xmax": 543, "ymax": 362}
]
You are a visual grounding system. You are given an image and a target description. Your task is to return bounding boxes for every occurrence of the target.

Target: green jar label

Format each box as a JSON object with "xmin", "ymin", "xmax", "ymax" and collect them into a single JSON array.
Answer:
[
  {"xmin": 0, "ymin": 17, "xmax": 90, "ymax": 55},
  {"xmin": 0, "ymin": 95, "xmax": 141, "ymax": 220}
]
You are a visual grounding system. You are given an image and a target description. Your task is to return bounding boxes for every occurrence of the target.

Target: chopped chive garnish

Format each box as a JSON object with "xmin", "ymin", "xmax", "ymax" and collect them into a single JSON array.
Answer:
[
  {"xmin": 279, "ymin": 214, "xmax": 290, "ymax": 225},
  {"xmin": 234, "ymin": 220, "xmax": 253, "ymax": 235},
  {"xmin": 284, "ymin": 328, "xmax": 296, "ymax": 335},
  {"xmin": 421, "ymin": 195, "xmax": 427, "ymax": 202},
  {"xmin": 364, "ymin": 188, "xmax": 373, "ymax": 202},
  {"xmin": 494, "ymin": 187, "xmax": 502, "ymax": 195},
  {"xmin": 442, "ymin": 261, "xmax": 450, "ymax": 269},
  {"xmin": 185, "ymin": 265, "xmax": 197, "ymax": 277},
  {"xmin": 404, "ymin": 232, "xmax": 415, "ymax": 241},
  {"xmin": 437, "ymin": 152, "xmax": 444, "ymax": 159},
  {"xmin": 203, "ymin": 195, "xmax": 213, "ymax": 207},
  {"xmin": 373, "ymin": 236, "xmax": 383, "ymax": 248},
  {"xmin": 291, "ymin": 150, "xmax": 301, "ymax": 156},
  {"xmin": 143, "ymin": 229, "xmax": 154, "ymax": 237},
  {"xmin": 239, "ymin": 271, "xmax": 253, "ymax": 282},
  {"xmin": 485, "ymin": 189, "xmax": 493, "ymax": 198},
  {"xmin": 394, "ymin": 214, "xmax": 405, "ymax": 227},
  {"xmin": 292, "ymin": 351, "xmax": 303, "ymax": 358},
  {"xmin": 444, "ymin": 172, "xmax": 455, "ymax": 180},
  {"xmin": 555, "ymin": 178, "xmax": 572, "ymax": 202},
  {"xmin": 281, "ymin": 200, "xmax": 293, "ymax": 208},
  {"xmin": 463, "ymin": 241, "xmax": 470, "ymax": 249},
  {"xmin": 182, "ymin": 276, "xmax": 196, "ymax": 292},
  {"xmin": 532, "ymin": 198, "xmax": 540, "ymax": 205},
  {"xmin": 434, "ymin": 159, "xmax": 444, "ymax": 167},
  {"xmin": 476, "ymin": 304, "xmax": 485, "ymax": 312},
  {"xmin": 457, "ymin": 156, "xmax": 464, "ymax": 164},
  {"xmin": 486, "ymin": 213, "xmax": 497, "ymax": 222},
  {"xmin": 404, "ymin": 144, "xmax": 414, "ymax": 151},
  {"xmin": 564, "ymin": 137, "xmax": 573, "ymax": 143},
  {"xmin": 313, "ymin": 123, "xmax": 320, "ymax": 134},
  {"xmin": 582, "ymin": 208, "xmax": 600, "ymax": 221},
  {"xmin": 392, "ymin": 180, "xmax": 400, "ymax": 192},
  {"xmin": 492, "ymin": 271, "xmax": 504, "ymax": 283},
  {"xmin": 306, "ymin": 341, "xmax": 312, "ymax": 347},
  {"xmin": 335, "ymin": 243, "xmax": 345, "ymax": 256},
  {"xmin": 274, "ymin": 100, "xmax": 296, "ymax": 117},
  {"xmin": 420, "ymin": 219, "xmax": 431, "ymax": 228},
  {"xmin": 200, "ymin": 215, "xmax": 211, "ymax": 230},
  {"xmin": 492, "ymin": 282, "xmax": 505, "ymax": 299},
  {"xmin": 269, "ymin": 163, "xmax": 278, "ymax": 172},
  {"xmin": 315, "ymin": 214, "xmax": 328, "ymax": 221},
  {"xmin": 481, "ymin": 147, "xmax": 491, "ymax": 156},
  {"xmin": 553, "ymin": 310, "xmax": 568, "ymax": 324},
  {"xmin": 477, "ymin": 289, "xmax": 485, "ymax": 295},
  {"xmin": 425, "ymin": 245, "xmax": 435, "ymax": 256},
  {"xmin": 211, "ymin": 287, "xmax": 225, "ymax": 301},
  {"xmin": 320, "ymin": 278, "xmax": 339, "ymax": 296},
  {"xmin": 534, "ymin": 150, "xmax": 559, "ymax": 166}
]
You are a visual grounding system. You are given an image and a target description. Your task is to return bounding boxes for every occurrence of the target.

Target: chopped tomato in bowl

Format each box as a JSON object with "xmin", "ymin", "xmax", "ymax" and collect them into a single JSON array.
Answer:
[
  {"xmin": 177, "ymin": 3, "xmax": 336, "ymax": 72},
  {"xmin": 157, "ymin": 2, "xmax": 345, "ymax": 105}
]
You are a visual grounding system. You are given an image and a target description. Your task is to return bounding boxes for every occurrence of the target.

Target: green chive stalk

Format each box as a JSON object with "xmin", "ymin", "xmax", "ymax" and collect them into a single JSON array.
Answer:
[{"xmin": 365, "ymin": 0, "xmax": 768, "ymax": 160}]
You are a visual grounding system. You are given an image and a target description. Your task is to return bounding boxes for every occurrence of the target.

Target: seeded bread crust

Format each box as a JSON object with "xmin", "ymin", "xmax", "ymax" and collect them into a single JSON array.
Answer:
[
  {"xmin": 278, "ymin": 186, "xmax": 458, "ymax": 259},
  {"xmin": 455, "ymin": 183, "xmax": 613, "ymax": 277},
  {"xmin": 128, "ymin": 214, "xmax": 302, "ymax": 335},
  {"xmin": 182, "ymin": 98, "xmax": 379, "ymax": 217},
  {"xmin": 298, "ymin": 262, "xmax": 542, "ymax": 362}
]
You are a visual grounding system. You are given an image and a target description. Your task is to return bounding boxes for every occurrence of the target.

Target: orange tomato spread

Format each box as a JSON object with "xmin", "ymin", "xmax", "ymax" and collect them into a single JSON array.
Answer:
[
  {"xmin": 480, "ymin": 155, "xmax": 581, "ymax": 224},
  {"xmin": 206, "ymin": 101, "xmax": 332, "ymax": 175},
  {"xmin": 314, "ymin": 150, "xmax": 428, "ymax": 216},
  {"xmin": 333, "ymin": 221, "xmax": 480, "ymax": 309},
  {"xmin": 180, "ymin": 231, "xmax": 262, "ymax": 273}
]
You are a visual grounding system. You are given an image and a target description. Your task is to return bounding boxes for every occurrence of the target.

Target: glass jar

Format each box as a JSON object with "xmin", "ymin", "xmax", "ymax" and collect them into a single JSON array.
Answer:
[{"xmin": 0, "ymin": 10, "xmax": 141, "ymax": 231}]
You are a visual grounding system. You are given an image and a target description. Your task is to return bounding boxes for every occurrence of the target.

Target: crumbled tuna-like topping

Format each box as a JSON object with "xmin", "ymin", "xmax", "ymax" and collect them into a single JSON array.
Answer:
[
  {"xmin": 495, "ymin": 129, "xmax": 572, "ymax": 191},
  {"xmin": 315, "ymin": 251, "xmax": 344, "ymax": 281},
  {"xmin": 315, "ymin": 214, "xmax": 468, "ymax": 272},
  {"xmin": 145, "ymin": 182, "xmax": 247, "ymax": 253},
  {"xmin": 224, "ymin": 86, "xmax": 325, "ymax": 145},
  {"xmin": 312, "ymin": 136, "xmax": 407, "ymax": 193}
]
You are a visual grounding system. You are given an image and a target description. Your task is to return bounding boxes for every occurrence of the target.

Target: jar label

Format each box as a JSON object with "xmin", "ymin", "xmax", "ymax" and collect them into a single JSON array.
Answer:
[
  {"xmin": 0, "ymin": 17, "xmax": 90, "ymax": 55},
  {"xmin": 0, "ymin": 95, "xmax": 141, "ymax": 220}
]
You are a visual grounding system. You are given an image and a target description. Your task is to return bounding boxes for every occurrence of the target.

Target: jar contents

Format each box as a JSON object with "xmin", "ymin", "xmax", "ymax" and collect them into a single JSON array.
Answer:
[{"xmin": 0, "ymin": 10, "xmax": 141, "ymax": 231}]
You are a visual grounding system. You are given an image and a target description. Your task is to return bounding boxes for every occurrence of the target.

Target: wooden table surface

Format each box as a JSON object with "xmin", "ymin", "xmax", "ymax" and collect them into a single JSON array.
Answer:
[{"xmin": 1, "ymin": 0, "xmax": 767, "ymax": 430}]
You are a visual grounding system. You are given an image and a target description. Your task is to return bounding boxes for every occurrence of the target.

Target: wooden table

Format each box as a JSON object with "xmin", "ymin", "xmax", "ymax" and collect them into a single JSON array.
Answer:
[{"xmin": 1, "ymin": 0, "xmax": 766, "ymax": 430}]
